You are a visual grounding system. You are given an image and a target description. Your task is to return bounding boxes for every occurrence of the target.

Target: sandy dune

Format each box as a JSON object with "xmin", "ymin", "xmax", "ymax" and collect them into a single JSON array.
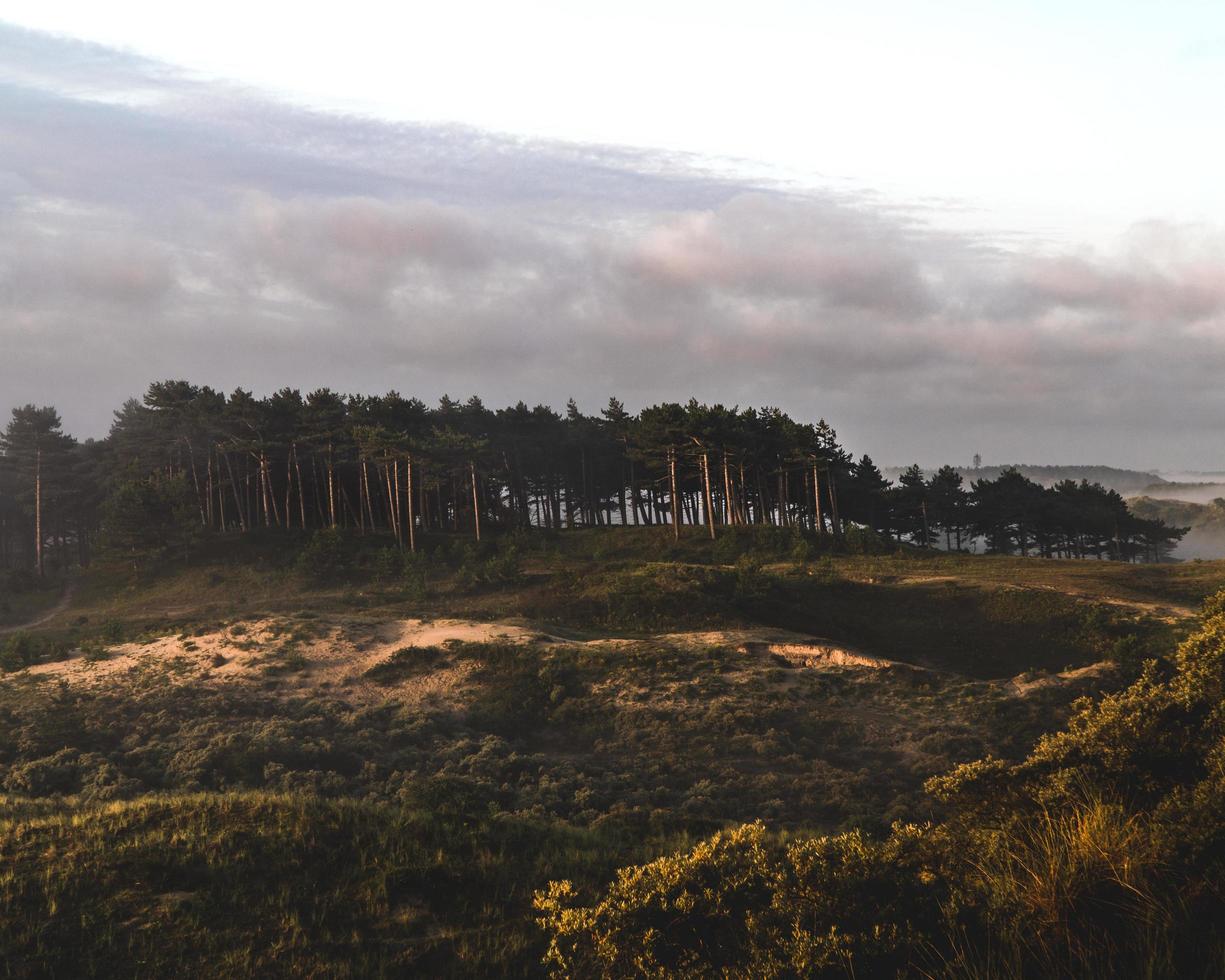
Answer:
[{"xmin": 5, "ymin": 613, "xmax": 1103, "ymax": 704}]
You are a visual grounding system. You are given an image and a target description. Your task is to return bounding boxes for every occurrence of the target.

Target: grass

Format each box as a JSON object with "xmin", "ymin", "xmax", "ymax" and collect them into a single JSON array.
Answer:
[
  {"xmin": 0, "ymin": 791, "xmax": 687, "ymax": 978},
  {"xmin": 24, "ymin": 528, "xmax": 1222, "ymax": 640},
  {"xmin": 0, "ymin": 528, "xmax": 1223, "ymax": 976}
]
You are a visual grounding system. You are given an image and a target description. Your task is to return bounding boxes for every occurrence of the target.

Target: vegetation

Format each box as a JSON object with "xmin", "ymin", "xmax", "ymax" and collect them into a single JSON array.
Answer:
[
  {"xmin": 0, "ymin": 525, "xmax": 1219, "ymax": 976},
  {"xmin": 0, "ymin": 383, "xmax": 1215, "ymax": 976},
  {"xmin": 891, "ymin": 463, "xmax": 1169, "ymax": 497},
  {"xmin": 1130, "ymin": 494, "xmax": 1225, "ymax": 560},
  {"xmin": 537, "ymin": 590, "xmax": 1225, "ymax": 977},
  {"xmin": 0, "ymin": 383, "xmax": 1188, "ymax": 581}
]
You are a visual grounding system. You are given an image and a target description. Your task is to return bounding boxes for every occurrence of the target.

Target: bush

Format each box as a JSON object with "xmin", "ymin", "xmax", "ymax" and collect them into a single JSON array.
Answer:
[
  {"xmin": 732, "ymin": 555, "xmax": 768, "ymax": 601},
  {"xmin": 0, "ymin": 633, "xmax": 37, "ymax": 672},
  {"xmin": 295, "ymin": 528, "xmax": 351, "ymax": 583},
  {"xmin": 535, "ymin": 821, "xmax": 946, "ymax": 978},
  {"xmin": 540, "ymin": 588, "xmax": 1225, "ymax": 978},
  {"xmin": 0, "ymin": 632, "xmax": 68, "ymax": 672},
  {"xmin": 362, "ymin": 645, "xmax": 446, "ymax": 684},
  {"xmin": 455, "ymin": 539, "xmax": 521, "ymax": 591}
]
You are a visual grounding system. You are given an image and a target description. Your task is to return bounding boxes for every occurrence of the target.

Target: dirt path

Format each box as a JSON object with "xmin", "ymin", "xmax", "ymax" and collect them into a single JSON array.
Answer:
[
  {"xmin": 1023, "ymin": 584, "xmax": 1196, "ymax": 620},
  {"xmin": 896, "ymin": 574, "xmax": 1197, "ymax": 621},
  {"xmin": 0, "ymin": 582, "xmax": 77, "ymax": 637}
]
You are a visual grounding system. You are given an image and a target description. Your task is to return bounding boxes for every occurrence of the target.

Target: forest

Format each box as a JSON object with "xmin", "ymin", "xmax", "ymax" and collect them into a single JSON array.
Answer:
[{"xmin": 0, "ymin": 381, "xmax": 1188, "ymax": 577}]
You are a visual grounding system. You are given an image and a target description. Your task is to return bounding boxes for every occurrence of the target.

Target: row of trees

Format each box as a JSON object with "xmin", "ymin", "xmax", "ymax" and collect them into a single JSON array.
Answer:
[
  {"xmin": 890, "ymin": 464, "xmax": 1185, "ymax": 562},
  {"xmin": 0, "ymin": 381, "xmax": 1186, "ymax": 573}
]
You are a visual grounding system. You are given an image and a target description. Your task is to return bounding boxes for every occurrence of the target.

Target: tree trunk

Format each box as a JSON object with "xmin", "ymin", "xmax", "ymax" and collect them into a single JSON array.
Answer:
[
  {"xmin": 206, "ymin": 451, "xmax": 215, "ymax": 529},
  {"xmin": 215, "ymin": 448, "xmax": 226, "ymax": 532},
  {"xmin": 392, "ymin": 457, "xmax": 403, "ymax": 548},
  {"xmin": 327, "ymin": 446, "xmax": 337, "ymax": 528},
  {"xmin": 285, "ymin": 448, "xmax": 294, "ymax": 529},
  {"xmin": 258, "ymin": 453, "xmax": 273, "ymax": 527},
  {"xmin": 186, "ymin": 440, "xmax": 207, "ymax": 526},
  {"xmin": 470, "ymin": 461, "xmax": 481, "ymax": 542},
  {"xmin": 668, "ymin": 448, "xmax": 680, "ymax": 540},
  {"xmin": 363, "ymin": 458, "xmax": 378, "ymax": 532},
  {"xmin": 406, "ymin": 455, "xmax": 416, "ymax": 552},
  {"xmin": 383, "ymin": 460, "xmax": 399, "ymax": 544},
  {"xmin": 701, "ymin": 452, "xmax": 716, "ymax": 539},
  {"xmin": 827, "ymin": 469, "xmax": 842, "ymax": 539},
  {"xmin": 34, "ymin": 447, "xmax": 42, "ymax": 577},
  {"xmin": 812, "ymin": 463, "xmax": 824, "ymax": 537},
  {"xmin": 222, "ymin": 450, "xmax": 246, "ymax": 531},
  {"xmin": 722, "ymin": 453, "xmax": 736, "ymax": 525}
]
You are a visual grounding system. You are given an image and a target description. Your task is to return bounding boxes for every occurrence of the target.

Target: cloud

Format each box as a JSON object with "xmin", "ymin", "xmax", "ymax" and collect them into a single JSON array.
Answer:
[{"xmin": 1, "ymin": 22, "xmax": 1223, "ymax": 468}]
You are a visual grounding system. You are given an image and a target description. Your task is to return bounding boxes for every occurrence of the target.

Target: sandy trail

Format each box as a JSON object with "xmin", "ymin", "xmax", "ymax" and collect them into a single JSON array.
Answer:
[
  {"xmin": 0, "ymin": 582, "xmax": 77, "ymax": 637},
  {"xmin": 895, "ymin": 574, "xmax": 1196, "ymax": 621},
  {"xmin": 1008, "ymin": 662, "xmax": 1113, "ymax": 697}
]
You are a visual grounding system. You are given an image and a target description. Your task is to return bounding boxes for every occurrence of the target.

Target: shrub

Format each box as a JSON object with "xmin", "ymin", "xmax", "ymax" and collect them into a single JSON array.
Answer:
[
  {"xmin": 0, "ymin": 633, "xmax": 37, "ymax": 672},
  {"xmin": 295, "ymin": 528, "xmax": 351, "ymax": 583},
  {"xmin": 535, "ymin": 821, "xmax": 947, "ymax": 978},
  {"xmin": 362, "ymin": 645, "xmax": 446, "ymax": 684},
  {"xmin": 540, "ymin": 588, "xmax": 1225, "ymax": 978}
]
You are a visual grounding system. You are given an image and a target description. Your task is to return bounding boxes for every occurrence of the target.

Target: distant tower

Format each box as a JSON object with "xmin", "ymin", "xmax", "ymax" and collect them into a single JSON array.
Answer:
[{"xmin": 972, "ymin": 453, "xmax": 982, "ymax": 470}]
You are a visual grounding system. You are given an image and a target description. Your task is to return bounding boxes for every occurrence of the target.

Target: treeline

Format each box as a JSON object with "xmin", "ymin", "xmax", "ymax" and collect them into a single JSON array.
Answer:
[{"xmin": 0, "ymin": 381, "xmax": 1185, "ymax": 573}]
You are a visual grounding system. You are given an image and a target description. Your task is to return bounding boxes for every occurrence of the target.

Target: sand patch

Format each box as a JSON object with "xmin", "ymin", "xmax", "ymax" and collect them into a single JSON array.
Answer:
[
  {"xmin": 1008, "ymin": 661, "xmax": 1114, "ymax": 697},
  {"xmin": 642, "ymin": 627, "xmax": 913, "ymax": 671},
  {"xmin": 6, "ymin": 616, "xmax": 929, "ymax": 705},
  {"xmin": 11, "ymin": 617, "xmax": 518, "ymax": 708},
  {"xmin": 745, "ymin": 641, "xmax": 900, "ymax": 670}
]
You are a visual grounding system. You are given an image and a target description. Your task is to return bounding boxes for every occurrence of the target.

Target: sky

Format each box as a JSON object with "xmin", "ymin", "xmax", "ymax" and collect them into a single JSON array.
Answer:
[{"xmin": 2, "ymin": 3, "xmax": 1224, "ymax": 468}]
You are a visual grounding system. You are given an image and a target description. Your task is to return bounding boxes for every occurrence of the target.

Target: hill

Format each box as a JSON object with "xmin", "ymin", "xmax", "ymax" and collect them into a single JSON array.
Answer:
[
  {"xmin": 1136, "ymin": 481, "xmax": 1225, "ymax": 505},
  {"xmin": 1129, "ymin": 495, "xmax": 1225, "ymax": 559},
  {"xmin": 0, "ymin": 529, "xmax": 1223, "ymax": 975}
]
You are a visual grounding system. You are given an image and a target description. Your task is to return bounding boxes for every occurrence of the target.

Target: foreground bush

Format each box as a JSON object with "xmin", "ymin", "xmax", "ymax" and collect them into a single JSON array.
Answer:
[
  {"xmin": 537, "ymin": 589, "xmax": 1225, "ymax": 978},
  {"xmin": 536, "ymin": 821, "xmax": 946, "ymax": 978}
]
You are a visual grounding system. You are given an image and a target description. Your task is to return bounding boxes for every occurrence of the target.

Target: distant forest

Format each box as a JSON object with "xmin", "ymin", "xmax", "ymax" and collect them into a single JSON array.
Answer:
[
  {"xmin": 0, "ymin": 381, "xmax": 1187, "ymax": 575},
  {"xmin": 884, "ymin": 464, "xmax": 1166, "ymax": 496}
]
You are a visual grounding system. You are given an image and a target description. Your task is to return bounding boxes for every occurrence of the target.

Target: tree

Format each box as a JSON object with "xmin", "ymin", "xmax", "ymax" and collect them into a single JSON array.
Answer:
[
  {"xmin": 0, "ymin": 406, "xmax": 75, "ymax": 576},
  {"xmin": 894, "ymin": 464, "xmax": 932, "ymax": 546},
  {"xmin": 845, "ymin": 455, "xmax": 893, "ymax": 538},
  {"xmin": 0, "ymin": 383, "xmax": 1186, "ymax": 566},
  {"xmin": 927, "ymin": 465, "xmax": 968, "ymax": 551},
  {"xmin": 99, "ymin": 473, "xmax": 201, "ymax": 570}
]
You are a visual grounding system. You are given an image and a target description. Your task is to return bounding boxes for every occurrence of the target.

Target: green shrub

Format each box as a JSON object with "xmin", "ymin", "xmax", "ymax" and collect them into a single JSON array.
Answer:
[
  {"xmin": 733, "ymin": 555, "xmax": 768, "ymax": 601},
  {"xmin": 0, "ymin": 633, "xmax": 68, "ymax": 672},
  {"xmin": 535, "ymin": 821, "xmax": 947, "ymax": 978},
  {"xmin": 362, "ymin": 645, "xmax": 446, "ymax": 684},
  {"xmin": 540, "ymin": 588, "xmax": 1225, "ymax": 978},
  {"xmin": 295, "ymin": 528, "xmax": 351, "ymax": 583},
  {"xmin": 0, "ymin": 633, "xmax": 36, "ymax": 672}
]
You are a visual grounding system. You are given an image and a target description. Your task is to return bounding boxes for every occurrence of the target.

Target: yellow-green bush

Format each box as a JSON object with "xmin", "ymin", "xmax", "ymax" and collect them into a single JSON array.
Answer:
[{"xmin": 537, "ymin": 590, "xmax": 1225, "ymax": 978}]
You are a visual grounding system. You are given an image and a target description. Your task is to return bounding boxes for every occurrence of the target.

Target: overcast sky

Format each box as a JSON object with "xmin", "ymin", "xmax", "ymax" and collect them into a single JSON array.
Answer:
[{"xmin": 2, "ymin": 5, "xmax": 1225, "ymax": 469}]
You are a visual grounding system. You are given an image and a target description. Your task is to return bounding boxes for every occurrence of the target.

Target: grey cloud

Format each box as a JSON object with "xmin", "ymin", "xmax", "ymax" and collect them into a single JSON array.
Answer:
[
  {"xmin": 0, "ymin": 209, "xmax": 176, "ymax": 307},
  {"xmin": 228, "ymin": 195, "xmax": 506, "ymax": 308},
  {"xmin": 616, "ymin": 193, "xmax": 936, "ymax": 315},
  {"xmin": 2, "ymin": 23, "xmax": 1223, "ymax": 469}
]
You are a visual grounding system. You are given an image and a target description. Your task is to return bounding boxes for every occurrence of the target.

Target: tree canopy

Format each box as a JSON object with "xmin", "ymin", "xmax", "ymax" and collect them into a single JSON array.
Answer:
[{"xmin": 0, "ymin": 382, "xmax": 1186, "ymax": 571}]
